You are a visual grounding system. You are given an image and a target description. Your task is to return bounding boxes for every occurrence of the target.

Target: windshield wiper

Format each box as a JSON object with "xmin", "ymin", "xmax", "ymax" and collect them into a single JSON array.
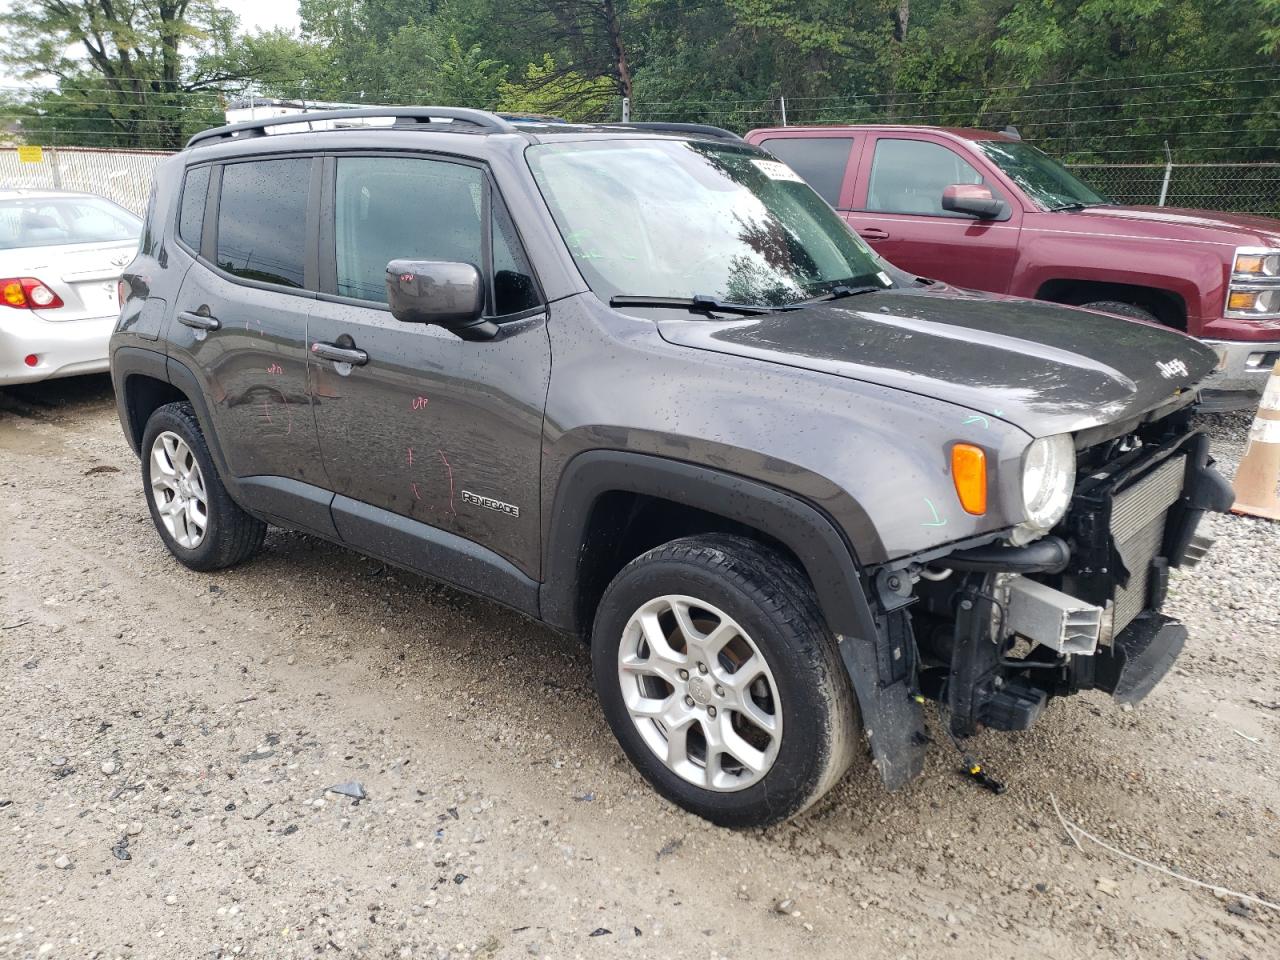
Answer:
[
  {"xmin": 1048, "ymin": 201, "xmax": 1091, "ymax": 212},
  {"xmin": 609, "ymin": 294, "xmax": 801, "ymax": 316},
  {"xmin": 799, "ymin": 283, "xmax": 884, "ymax": 305}
]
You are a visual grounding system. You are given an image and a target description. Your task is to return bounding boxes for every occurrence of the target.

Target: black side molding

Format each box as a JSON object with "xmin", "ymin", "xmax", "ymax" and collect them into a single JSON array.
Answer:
[{"xmin": 332, "ymin": 495, "xmax": 539, "ymax": 618}]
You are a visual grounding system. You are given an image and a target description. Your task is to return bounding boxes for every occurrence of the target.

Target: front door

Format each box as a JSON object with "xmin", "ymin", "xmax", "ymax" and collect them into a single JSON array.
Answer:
[
  {"xmin": 845, "ymin": 136, "xmax": 1022, "ymax": 293},
  {"xmin": 168, "ymin": 156, "xmax": 328, "ymax": 492},
  {"xmin": 307, "ymin": 153, "xmax": 550, "ymax": 579}
]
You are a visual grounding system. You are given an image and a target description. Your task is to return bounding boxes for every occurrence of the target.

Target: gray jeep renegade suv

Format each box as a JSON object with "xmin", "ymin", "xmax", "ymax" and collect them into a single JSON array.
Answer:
[{"xmin": 110, "ymin": 107, "xmax": 1233, "ymax": 827}]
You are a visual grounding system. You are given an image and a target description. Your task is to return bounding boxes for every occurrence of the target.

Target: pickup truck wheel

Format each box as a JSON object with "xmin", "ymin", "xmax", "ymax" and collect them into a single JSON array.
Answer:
[
  {"xmin": 141, "ymin": 402, "xmax": 266, "ymax": 571},
  {"xmin": 591, "ymin": 534, "xmax": 859, "ymax": 827},
  {"xmin": 1080, "ymin": 300, "xmax": 1158, "ymax": 324}
]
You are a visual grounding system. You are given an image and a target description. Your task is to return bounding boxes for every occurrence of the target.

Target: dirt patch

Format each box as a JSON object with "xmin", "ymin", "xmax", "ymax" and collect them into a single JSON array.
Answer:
[{"xmin": 1, "ymin": 383, "xmax": 1277, "ymax": 959}]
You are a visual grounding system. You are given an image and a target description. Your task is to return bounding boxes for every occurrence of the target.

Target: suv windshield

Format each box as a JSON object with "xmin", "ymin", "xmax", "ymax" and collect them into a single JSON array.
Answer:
[
  {"xmin": 974, "ymin": 140, "xmax": 1111, "ymax": 211},
  {"xmin": 527, "ymin": 139, "xmax": 888, "ymax": 306},
  {"xmin": 0, "ymin": 195, "xmax": 140, "ymax": 250}
]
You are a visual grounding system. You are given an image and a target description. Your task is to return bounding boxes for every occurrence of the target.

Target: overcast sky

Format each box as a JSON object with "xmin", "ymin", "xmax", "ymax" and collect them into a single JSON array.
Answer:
[{"xmin": 222, "ymin": 0, "xmax": 301, "ymax": 34}]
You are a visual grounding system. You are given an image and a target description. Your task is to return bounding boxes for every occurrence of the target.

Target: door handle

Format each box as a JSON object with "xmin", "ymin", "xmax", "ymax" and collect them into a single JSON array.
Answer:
[
  {"xmin": 311, "ymin": 341, "xmax": 369, "ymax": 366},
  {"xmin": 858, "ymin": 227, "xmax": 890, "ymax": 241},
  {"xmin": 178, "ymin": 310, "xmax": 220, "ymax": 331}
]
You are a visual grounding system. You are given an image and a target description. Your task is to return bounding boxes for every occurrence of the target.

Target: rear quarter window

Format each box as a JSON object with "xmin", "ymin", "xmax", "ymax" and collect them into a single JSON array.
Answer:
[
  {"xmin": 178, "ymin": 165, "xmax": 210, "ymax": 250},
  {"xmin": 758, "ymin": 137, "xmax": 854, "ymax": 207}
]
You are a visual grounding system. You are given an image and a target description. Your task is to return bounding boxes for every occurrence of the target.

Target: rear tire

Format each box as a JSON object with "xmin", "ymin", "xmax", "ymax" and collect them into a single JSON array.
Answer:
[
  {"xmin": 140, "ymin": 401, "xmax": 266, "ymax": 571},
  {"xmin": 591, "ymin": 534, "xmax": 860, "ymax": 827},
  {"xmin": 1080, "ymin": 300, "xmax": 1159, "ymax": 324}
]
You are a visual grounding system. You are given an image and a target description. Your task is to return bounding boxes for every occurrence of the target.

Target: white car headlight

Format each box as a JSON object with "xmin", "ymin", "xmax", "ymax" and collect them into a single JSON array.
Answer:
[{"xmin": 1021, "ymin": 434, "xmax": 1076, "ymax": 532}]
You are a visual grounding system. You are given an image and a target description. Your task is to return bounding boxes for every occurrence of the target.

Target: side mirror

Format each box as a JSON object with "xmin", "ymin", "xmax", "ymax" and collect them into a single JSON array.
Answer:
[
  {"xmin": 385, "ymin": 259, "xmax": 496, "ymax": 341},
  {"xmin": 941, "ymin": 184, "xmax": 1004, "ymax": 219}
]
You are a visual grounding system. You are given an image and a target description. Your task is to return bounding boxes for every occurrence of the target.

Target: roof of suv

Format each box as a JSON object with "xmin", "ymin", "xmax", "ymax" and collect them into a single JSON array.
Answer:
[{"xmin": 184, "ymin": 106, "xmax": 744, "ymax": 150}]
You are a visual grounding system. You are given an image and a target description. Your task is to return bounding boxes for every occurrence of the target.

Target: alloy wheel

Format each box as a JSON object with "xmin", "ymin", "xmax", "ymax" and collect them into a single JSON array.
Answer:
[
  {"xmin": 149, "ymin": 430, "xmax": 209, "ymax": 549},
  {"xmin": 617, "ymin": 594, "xmax": 783, "ymax": 791}
]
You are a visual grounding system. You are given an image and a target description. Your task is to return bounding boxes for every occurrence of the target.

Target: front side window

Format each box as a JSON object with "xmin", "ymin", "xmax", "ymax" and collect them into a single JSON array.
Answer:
[
  {"xmin": 333, "ymin": 156, "xmax": 540, "ymax": 316},
  {"xmin": 866, "ymin": 139, "xmax": 993, "ymax": 217},
  {"xmin": 760, "ymin": 137, "xmax": 854, "ymax": 207},
  {"xmin": 527, "ymin": 139, "xmax": 886, "ymax": 306},
  {"xmin": 0, "ymin": 195, "xmax": 140, "ymax": 250},
  {"xmin": 335, "ymin": 156, "xmax": 482, "ymax": 304},
  {"xmin": 975, "ymin": 140, "xmax": 1110, "ymax": 211},
  {"xmin": 216, "ymin": 158, "xmax": 310, "ymax": 288}
]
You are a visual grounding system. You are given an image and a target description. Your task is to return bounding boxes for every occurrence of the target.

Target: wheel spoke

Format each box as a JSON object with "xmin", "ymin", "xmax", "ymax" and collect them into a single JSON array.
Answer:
[
  {"xmin": 186, "ymin": 498, "xmax": 207, "ymax": 532},
  {"xmin": 152, "ymin": 442, "xmax": 176, "ymax": 478},
  {"xmin": 717, "ymin": 714, "xmax": 770, "ymax": 774},
  {"xmin": 736, "ymin": 696, "xmax": 778, "ymax": 736},
  {"xmin": 717, "ymin": 654, "xmax": 765, "ymax": 699},
  {"xmin": 637, "ymin": 609, "xmax": 688, "ymax": 670}
]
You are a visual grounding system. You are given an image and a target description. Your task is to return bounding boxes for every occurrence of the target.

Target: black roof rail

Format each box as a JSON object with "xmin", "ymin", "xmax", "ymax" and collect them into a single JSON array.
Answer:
[
  {"xmin": 186, "ymin": 107, "xmax": 518, "ymax": 148},
  {"xmin": 608, "ymin": 121, "xmax": 744, "ymax": 141}
]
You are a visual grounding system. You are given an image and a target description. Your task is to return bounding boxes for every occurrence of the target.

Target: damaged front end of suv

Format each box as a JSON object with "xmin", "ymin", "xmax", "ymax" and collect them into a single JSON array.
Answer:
[{"xmin": 872, "ymin": 394, "xmax": 1233, "ymax": 784}]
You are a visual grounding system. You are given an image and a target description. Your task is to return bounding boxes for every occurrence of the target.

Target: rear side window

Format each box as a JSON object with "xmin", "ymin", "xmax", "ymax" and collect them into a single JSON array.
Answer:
[
  {"xmin": 216, "ymin": 158, "xmax": 310, "ymax": 288},
  {"xmin": 759, "ymin": 137, "xmax": 853, "ymax": 207},
  {"xmin": 865, "ymin": 139, "xmax": 994, "ymax": 217},
  {"xmin": 178, "ymin": 165, "xmax": 209, "ymax": 249}
]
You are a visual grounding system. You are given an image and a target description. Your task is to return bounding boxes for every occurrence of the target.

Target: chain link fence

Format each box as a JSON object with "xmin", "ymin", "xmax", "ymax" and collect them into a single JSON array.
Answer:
[
  {"xmin": 0, "ymin": 146, "xmax": 171, "ymax": 215},
  {"xmin": 1066, "ymin": 162, "xmax": 1280, "ymax": 215}
]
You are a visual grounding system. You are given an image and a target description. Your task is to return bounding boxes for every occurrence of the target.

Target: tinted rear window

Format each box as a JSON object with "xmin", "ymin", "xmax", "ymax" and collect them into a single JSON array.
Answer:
[
  {"xmin": 759, "ymin": 137, "xmax": 853, "ymax": 207},
  {"xmin": 178, "ymin": 165, "xmax": 210, "ymax": 249},
  {"xmin": 216, "ymin": 158, "xmax": 310, "ymax": 288}
]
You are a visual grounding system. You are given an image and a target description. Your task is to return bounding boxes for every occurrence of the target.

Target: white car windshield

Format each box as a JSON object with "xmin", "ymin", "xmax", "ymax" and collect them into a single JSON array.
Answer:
[
  {"xmin": 527, "ymin": 139, "xmax": 887, "ymax": 306},
  {"xmin": 0, "ymin": 195, "xmax": 141, "ymax": 250}
]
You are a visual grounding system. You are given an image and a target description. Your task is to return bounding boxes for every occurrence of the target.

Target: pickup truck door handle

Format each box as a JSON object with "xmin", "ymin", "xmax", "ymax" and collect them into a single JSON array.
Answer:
[
  {"xmin": 858, "ymin": 227, "xmax": 890, "ymax": 241},
  {"xmin": 177, "ymin": 310, "xmax": 220, "ymax": 331},
  {"xmin": 311, "ymin": 341, "xmax": 370, "ymax": 366}
]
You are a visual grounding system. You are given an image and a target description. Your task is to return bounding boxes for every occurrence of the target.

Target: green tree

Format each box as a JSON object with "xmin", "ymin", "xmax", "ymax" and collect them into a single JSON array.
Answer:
[{"xmin": 0, "ymin": 0, "xmax": 253, "ymax": 147}]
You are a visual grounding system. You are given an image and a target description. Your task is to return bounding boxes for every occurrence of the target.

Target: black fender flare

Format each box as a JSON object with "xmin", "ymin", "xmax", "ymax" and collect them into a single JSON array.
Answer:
[
  {"xmin": 110, "ymin": 345, "xmax": 169, "ymax": 455},
  {"xmin": 111, "ymin": 346, "xmax": 243, "ymax": 501},
  {"xmin": 540, "ymin": 450, "xmax": 926, "ymax": 789}
]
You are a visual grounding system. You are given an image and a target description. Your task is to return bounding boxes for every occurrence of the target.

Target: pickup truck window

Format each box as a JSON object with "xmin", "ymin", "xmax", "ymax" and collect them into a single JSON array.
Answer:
[
  {"xmin": 528, "ymin": 139, "xmax": 885, "ymax": 307},
  {"xmin": 974, "ymin": 140, "xmax": 1110, "ymax": 211},
  {"xmin": 759, "ymin": 137, "xmax": 853, "ymax": 207},
  {"xmin": 866, "ymin": 139, "xmax": 993, "ymax": 217}
]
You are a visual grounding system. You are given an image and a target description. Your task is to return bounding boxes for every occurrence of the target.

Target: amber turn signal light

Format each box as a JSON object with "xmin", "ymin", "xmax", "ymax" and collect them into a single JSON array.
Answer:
[{"xmin": 952, "ymin": 443, "xmax": 987, "ymax": 515}]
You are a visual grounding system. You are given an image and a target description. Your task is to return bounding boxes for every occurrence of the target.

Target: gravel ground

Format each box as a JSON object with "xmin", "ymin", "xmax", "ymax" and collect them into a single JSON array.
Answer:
[{"xmin": 1, "ymin": 376, "xmax": 1277, "ymax": 960}]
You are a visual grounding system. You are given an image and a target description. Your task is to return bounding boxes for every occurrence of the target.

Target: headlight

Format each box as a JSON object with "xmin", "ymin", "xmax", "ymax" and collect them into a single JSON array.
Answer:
[
  {"xmin": 1227, "ymin": 248, "xmax": 1280, "ymax": 319},
  {"xmin": 1021, "ymin": 434, "xmax": 1075, "ymax": 532}
]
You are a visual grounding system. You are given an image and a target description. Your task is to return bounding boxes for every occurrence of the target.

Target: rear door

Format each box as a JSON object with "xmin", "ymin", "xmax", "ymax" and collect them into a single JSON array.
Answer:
[
  {"xmin": 307, "ymin": 152, "xmax": 551, "ymax": 581},
  {"xmin": 167, "ymin": 156, "xmax": 330, "ymax": 503},
  {"xmin": 753, "ymin": 133, "xmax": 862, "ymax": 211},
  {"xmin": 845, "ymin": 135, "xmax": 1021, "ymax": 292}
]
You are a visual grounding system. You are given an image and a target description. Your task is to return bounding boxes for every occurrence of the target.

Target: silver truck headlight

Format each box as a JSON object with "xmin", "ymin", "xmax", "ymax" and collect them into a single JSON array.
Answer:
[
  {"xmin": 1021, "ymin": 434, "xmax": 1076, "ymax": 532},
  {"xmin": 1227, "ymin": 247, "xmax": 1280, "ymax": 319}
]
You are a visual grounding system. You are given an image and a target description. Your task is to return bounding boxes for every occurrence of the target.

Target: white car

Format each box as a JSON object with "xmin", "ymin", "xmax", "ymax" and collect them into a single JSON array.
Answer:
[{"xmin": 0, "ymin": 189, "xmax": 141, "ymax": 385}]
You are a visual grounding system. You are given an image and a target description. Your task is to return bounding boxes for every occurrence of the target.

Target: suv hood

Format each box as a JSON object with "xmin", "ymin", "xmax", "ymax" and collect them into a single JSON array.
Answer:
[
  {"xmin": 654, "ymin": 285, "xmax": 1218, "ymax": 436},
  {"xmin": 1058, "ymin": 204, "xmax": 1280, "ymax": 246}
]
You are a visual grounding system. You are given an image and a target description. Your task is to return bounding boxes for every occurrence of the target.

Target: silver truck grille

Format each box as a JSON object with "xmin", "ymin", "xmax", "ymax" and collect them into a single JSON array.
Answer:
[{"xmin": 1110, "ymin": 455, "xmax": 1186, "ymax": 633}]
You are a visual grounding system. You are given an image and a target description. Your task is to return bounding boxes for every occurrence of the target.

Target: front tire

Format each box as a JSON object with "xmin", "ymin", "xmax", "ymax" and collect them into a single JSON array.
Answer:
[
  {"xmin": 1080, "ymin": 300, "xmax": 1159, "ymax": 324},
  {"xmin": 140, "ymin": 401, "xmax": 266, "ymax": 571},
  {"xmin": 591, "ymin": 534, "xmax": 860, "ymax": 827}
]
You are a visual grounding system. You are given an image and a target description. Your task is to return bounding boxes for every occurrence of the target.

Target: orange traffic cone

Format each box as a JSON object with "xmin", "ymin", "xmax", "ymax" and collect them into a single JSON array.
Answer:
[{"xmin": 1232, "ymin": 359, "xmax": 1280, "ymax": 521}]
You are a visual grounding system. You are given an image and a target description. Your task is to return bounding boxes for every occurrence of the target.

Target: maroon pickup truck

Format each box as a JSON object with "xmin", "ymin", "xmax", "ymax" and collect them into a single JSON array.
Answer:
[{"xmin": 744, "ymin": 125, "xmax": 1280, "ymax": 404}]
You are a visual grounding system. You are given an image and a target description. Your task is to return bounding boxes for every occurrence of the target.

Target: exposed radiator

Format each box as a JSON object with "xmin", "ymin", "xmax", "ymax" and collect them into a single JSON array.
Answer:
[{"xmin": 1110, "ymin": 455, "xmax": 1186, "ymax": 633}]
